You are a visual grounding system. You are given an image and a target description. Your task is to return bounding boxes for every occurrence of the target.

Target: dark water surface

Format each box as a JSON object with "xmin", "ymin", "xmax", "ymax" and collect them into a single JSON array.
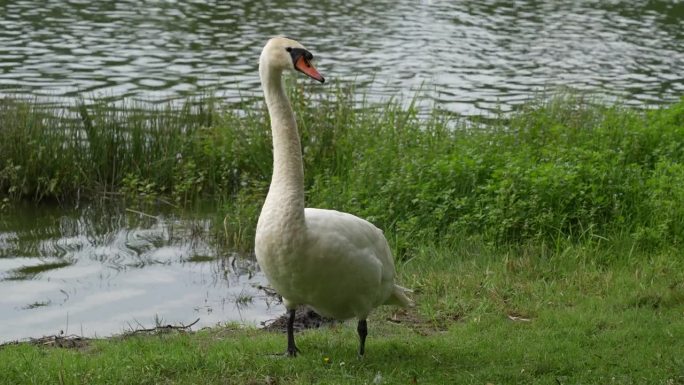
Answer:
[
  {"xmin": 0, "ymin": 205, "xmax": 281, "ymax": 342},
  {"xmin": 1, "ymin": 0, "xmax": 683, "ymax": 115}
]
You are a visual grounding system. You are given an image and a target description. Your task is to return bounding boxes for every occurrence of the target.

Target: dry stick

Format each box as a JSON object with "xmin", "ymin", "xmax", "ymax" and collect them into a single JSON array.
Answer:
[
  {"xmin": 126, "ymin": 318, "xmax": 201, "ymax": 335},
  {"xmin": 0, "ymin": 318, "xmax": 201, "ymax": 348}
]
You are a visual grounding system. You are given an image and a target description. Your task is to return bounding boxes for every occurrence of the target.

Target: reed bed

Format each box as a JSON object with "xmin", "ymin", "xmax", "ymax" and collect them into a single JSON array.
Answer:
[{"xmin": 2, "ymin": 87, "xmax": 683, "ymax": 250}]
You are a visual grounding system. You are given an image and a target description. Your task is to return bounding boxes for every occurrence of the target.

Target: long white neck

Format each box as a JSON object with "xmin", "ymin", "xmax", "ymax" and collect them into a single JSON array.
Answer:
[{"xmin": 258, "ymin": 60, "xmax": 306, "ymax": 231}]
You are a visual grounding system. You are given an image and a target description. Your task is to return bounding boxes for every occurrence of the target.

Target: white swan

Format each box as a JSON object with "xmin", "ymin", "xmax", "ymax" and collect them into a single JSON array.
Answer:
[{"xmin": 255, "ymin": 36, "xmax": 413, "ymax": 357}]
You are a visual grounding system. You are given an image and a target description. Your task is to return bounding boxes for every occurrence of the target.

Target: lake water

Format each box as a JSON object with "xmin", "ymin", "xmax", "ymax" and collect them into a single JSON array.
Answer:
[
  {"xmin": 0, "ymin": 205, "xmax": 282, "ymax": 343},
  {"xmin": 0, "ymin": 0, "xmax": 683, "ymax": 115},
  {"xmin": 1, "ymin": 0, "xmax": 684, "ymax": 342}
]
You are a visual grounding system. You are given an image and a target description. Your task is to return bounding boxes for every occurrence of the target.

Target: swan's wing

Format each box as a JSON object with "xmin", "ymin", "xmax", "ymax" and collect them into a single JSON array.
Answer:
[
  {"xmin": 300, "ymin": 208, "xmax": 412, "ymax": 316},
  {"xmin": 304, "ymin": 208, "xmax": 396, "ymax": 274}
]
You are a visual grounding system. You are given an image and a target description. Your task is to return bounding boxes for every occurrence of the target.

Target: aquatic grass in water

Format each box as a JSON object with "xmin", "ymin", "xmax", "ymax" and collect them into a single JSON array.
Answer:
[
  {"xmin": 0, "ymin": 97, "xmax": 219, "ymax": 204},
  {"xmin": 5, "ymin": 260, "xmax": 71, "ymax": 280},
  {"xmin": 2, "ymin": 90, "xmax": 684, "ymax": 250},
  {"xmin": 186, "ymin": 255, "xmax": 216, "ymax": 263}
]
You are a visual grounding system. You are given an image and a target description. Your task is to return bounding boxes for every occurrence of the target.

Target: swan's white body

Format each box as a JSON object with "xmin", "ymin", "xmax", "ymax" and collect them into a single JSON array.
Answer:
[
  {"xmin": 258, "ymin": 207, "xmax": 408, "ymax": 319},
  {"xmin": 254, "ymin": 37, "xmax": 411, "ymax": 354}
]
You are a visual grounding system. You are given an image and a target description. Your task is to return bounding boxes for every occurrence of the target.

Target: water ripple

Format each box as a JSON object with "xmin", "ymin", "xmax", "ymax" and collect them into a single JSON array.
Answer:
[
  {"xmin": 0, "ymin": 0, "xmax": 682, "ymax": 115},
  {"xmin": 0, "ymin": 205, "xmax": 280, "ymax": 342}
]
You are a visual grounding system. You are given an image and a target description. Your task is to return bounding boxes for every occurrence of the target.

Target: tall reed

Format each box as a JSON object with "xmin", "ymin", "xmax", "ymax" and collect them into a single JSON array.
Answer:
[{"xmin": 2, "ymin": 88, "xmax": 683, "ymax": 250}]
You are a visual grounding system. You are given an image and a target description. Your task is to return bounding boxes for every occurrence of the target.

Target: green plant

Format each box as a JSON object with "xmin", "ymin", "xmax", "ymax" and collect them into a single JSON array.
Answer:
[{"xmin": 2, "ymin": 92, "xmax": 684, "ymax": 249}]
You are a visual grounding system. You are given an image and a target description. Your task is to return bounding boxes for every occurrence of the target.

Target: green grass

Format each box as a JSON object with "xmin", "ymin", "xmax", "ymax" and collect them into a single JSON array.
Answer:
[
  {"xmin": 1, "ymin": 240, "xmax": 682, "ymax": 384},
  {"xmin": 2, "ymin": 87, "xmax": 684, "ymax": 383}
]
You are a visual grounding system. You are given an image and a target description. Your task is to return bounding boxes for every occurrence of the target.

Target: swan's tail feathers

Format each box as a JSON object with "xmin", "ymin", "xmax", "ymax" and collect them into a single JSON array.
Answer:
[{"xmin": 386, "ymin": 284, "xmax": 415, "ymax": 308}]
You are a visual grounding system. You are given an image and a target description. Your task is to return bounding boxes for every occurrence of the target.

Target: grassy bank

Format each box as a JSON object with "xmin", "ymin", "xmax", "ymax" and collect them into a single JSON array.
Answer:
[
  {"xmin": 1, "ymin": 89, "xmax": 683, "ymax": 383},
  {"xmin": 0, "ymin": 240, "xmax": 682, "ymax": 384}
]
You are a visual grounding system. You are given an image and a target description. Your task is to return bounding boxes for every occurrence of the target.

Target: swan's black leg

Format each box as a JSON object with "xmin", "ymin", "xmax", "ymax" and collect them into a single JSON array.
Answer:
[
  {"xmin": 286, "ymin": 308, "xmax": 300, "ymax": 357},
  {"xmin": 357, "ymin": 319, "xmax": 368, "ymax": 357}
]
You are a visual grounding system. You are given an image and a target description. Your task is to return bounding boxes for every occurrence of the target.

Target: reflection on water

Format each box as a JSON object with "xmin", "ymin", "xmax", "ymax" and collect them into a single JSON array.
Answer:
[
  {"xmin": 0, "ymin": 0, "xmax": 682, "ymax": 115},
  {"xmin": 0, "ymin": 204, "xmax": 281, "ymax": 343}
]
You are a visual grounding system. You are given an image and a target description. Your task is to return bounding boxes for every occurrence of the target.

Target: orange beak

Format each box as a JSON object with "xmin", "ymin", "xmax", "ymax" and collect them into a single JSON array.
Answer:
[{"xmin": 294, "ymin": 56, "xmax": 325, "ymax": 83}]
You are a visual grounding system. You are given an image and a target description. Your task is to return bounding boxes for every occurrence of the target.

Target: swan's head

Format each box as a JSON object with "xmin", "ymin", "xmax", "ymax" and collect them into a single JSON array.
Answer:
[{"xmin": 260, "ymin": 36, "xmax": 325, "ymax": 83}]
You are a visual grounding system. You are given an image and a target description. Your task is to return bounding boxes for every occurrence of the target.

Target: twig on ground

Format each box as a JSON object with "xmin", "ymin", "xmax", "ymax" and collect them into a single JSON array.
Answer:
[
  {"xmin": 0, "ymin": 334, "xmax": 90, "ymax": 349},
  {"xmin": 124, "ymin": 318, "xmax": 201, "ymax": 336}
]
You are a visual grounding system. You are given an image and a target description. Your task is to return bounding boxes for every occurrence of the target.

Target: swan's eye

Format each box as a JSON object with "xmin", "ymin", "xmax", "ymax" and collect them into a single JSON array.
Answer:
[{"xmin": 286, "ymin": 47, "xmax": 292, "ymax": 52}]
